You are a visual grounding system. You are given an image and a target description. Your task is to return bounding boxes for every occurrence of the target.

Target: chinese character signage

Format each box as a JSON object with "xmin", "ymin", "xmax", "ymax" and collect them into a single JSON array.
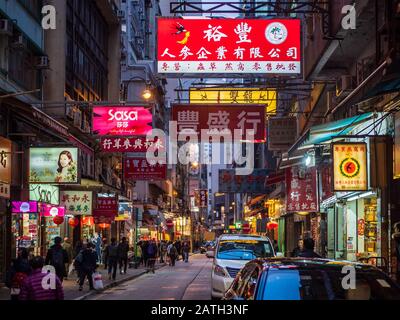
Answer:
[
  {"xmin": 172, "ymin": 104, "xmax": 266, "ymax": 142},
  {"xmin": 286, "ymin": 166, "xmax": 318, "ymax": 213},
  {"xmin": 12, "ymin": 201, "xmax": 38, "ymax": 214},
  {"xmin": 199, "ymin": 190, "xmax": 208, "ymax": 207},
  {"xmin": 0, "ymin": 137, "xmax": 12, "ymax": 183},
  {"xmin": 93, "ymin": 106, "xmax": 153, "ymax": 136},
  {"xmin": 189, "ymin": 88, "xmax": 277, "ymax": 115},
  {"xmin": 320, "ymin": 165, "xmax": 334, "ymax": 201},
  {"xmin": 124, "ymin": 157, "xmax": 167, "ymax": 180},
  {"xmin": 157, "ymin": 18, "xmax": 301, "ymax": 75},
  {"xmin": 0, "ymin": 183, "xmax": 10, "ymax": 199},
  {"xmin": 29, "ymin": 147, "xmax": 79, "ymax": 184},
  {"xmin": 97, "ymin": 197, "xmax": 118, "ymax": 212},
  {"xmin": 268, "ymin": 117, "xmax": 297, "ymax": 151},
  {"xmin": 60, "ymin": 191, "xmax": 92, "ymax": 215},
  {"xmin": 332, "ymin": 142, "xmax": 368, "ymax": 191},
  {"xmin": 100, "ymin": 136, "xmax": 165, "ymax": 153},
  {"xmin": 29, "ymin": 184, "xmax": 59, "ymax": 205},
  {"xmin": 218, "ymin": 169, "xmax": 271, "ymax": 193}
]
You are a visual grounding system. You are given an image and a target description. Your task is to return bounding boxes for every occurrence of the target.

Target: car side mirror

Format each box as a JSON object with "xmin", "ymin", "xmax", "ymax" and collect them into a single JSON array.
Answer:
[{"xmin": 276, "ymin": 252, "xmax": 284, "ymax": 257}]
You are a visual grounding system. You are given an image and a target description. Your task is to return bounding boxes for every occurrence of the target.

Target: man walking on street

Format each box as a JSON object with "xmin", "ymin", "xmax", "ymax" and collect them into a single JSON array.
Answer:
[
  {"xmin": 118, "ymin": 237, "xmax": 129, "ymax": 274},
  {"xmin": 19, "ymin": 256, "xmax": 64, "ymax": 300},
  {"xmin": 146, "ymin": 239, "xmax": 158, "ymax": 273},
  {"xmin": 78, "ymin": 243, "xmax": 98, "ymax": 291},
  {"xmin": 298, "ymin": 238, "xmax": 322, "ymax": 258},
  {"xmin": 105, "ymin": 238, "xmax": 119, "ymax": 280},
  {"xmin": 182, "ymin": 241, "xmax": 190, "ymax": 263},
  {"xmin": 167, "ymin": 242, "xmax": 178, "ymax": 267},
  {"xmin": 45, "ymin": 237, "xmax": 69, "ymax": 282},
  {"xmin": 160, "ymin": 241, "xmax": 167, "ymax": 263}
]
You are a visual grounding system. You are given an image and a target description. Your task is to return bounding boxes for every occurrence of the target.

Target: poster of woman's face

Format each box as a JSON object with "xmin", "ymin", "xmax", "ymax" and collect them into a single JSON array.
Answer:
[{"xmin": 29, "ymin": 147, "xmax": 79, "ymax": 184}]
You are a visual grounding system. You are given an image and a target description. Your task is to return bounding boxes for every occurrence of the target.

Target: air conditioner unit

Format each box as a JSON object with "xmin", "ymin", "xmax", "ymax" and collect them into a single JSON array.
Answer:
[
  {"xmin": 0, "ymin": 19, "xmax": 13, "ymax": 36},
  {"xmin": 11, "ymin": 35, "xmax": 28, "ymax": 49},
  {"xmin": 35, "ymin": 56, "xmax": 50, "ymax": 69},
  {"xmin": 336, "ymin": 75, "xmax": 355, "ymax": 97},
  {"xmin": 117, "ymin": 10, "xmax": 125, "ymax": 18},
  {"xmin": 137, "ymin": 38, "xmax": 144, "ymax": 45},
  {"xmin": 73, "ymin": 108, "xmax": 82, "ymax": 128}
]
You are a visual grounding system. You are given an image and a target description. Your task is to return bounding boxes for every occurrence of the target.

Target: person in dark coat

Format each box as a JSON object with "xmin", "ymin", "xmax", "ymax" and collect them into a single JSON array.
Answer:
[
  {"xmin": 175, "ymin": 241, "xmax": 182, "ymax": 261},
  {"xmin": 6, "ymin": 247, "xmax": 32, "ymax": 300},
  {"xmin": 182, "ymin": 242, "xmax": 190, "ymax": 263},
  {"xmin": 74, "ymin": 240, "xmax": 83, "ymax": 259},
  {"xmin": 291, "ymin": 238, "xmax": 303, "ymax": 257},
  {"xmin": 146, "ymin": 240, "xmax": 158, "ymax": 273},
  {"xmin": 118, "ymin": 237, "xmax": 129, "ymax": 274},
  {"xmin": 142, "ymin": 241, "xmax": 149, "ymax": 267},
  {"xmin": 77, "ymin": 243, "xmax": 98, "ymax": 291},
  {"xmin": 45, "ymin": 237, "xmax": 69, "ymax": 282},
  {"xmin": 105, "ymin": 238, "xmax": 119, "ymax": 280},
  {"xmin": 298, "ymin": 238, "xmax": 322, "ymax": 258}
]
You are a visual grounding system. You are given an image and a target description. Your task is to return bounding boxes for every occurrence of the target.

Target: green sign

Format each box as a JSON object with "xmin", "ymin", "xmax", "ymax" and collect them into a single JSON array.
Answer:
[
  {"xmin": 235, "ymin": 222, "xmax": 242, "ymax": 230},
  {"xmin": 29, "ymin": 184, "xmax": 59, "ymax": 205},
  {"xmin": 60, "ymin": 191, "xmax": 92, "ymax": 215}
]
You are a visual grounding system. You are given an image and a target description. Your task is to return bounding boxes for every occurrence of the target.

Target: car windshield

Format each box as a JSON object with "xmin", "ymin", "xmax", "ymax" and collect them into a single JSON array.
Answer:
[
  {"xmin": 261, "ymin": 267, "xmax": 400, "ymax": 300},
  {"xmin": 217, "ymin": 239, "xmax": 274, "ymax": 260}
]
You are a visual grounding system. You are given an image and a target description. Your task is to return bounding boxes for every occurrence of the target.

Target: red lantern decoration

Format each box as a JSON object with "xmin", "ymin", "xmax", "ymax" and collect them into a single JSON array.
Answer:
[
  {"xmin": 98, "ymin": 223, "xmax": 110, "ymax": 229},
  {"xmin": 68, "ymin": 217, "xmax": 79, "ymax": 227},
  {"xmin": 267, "ymin": 221, "xmax": 278, "ymax": 230},
  {"xmin": 53, "ymin": 216, "xmax": 64, "ymax": 225}
]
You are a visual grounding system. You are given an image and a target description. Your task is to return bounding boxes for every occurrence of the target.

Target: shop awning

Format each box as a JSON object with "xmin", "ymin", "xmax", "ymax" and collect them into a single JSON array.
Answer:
[
  {"xmin": 288, "ymin": 112, "xmax": 376, "ymax": 156},
  {"xmin": 362, "ymin": 76, "xmax": 400, "ymax": 101}
]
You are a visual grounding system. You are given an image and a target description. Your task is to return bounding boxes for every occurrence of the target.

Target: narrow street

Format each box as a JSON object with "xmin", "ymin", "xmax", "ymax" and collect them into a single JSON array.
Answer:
[{"xmin": 88, "ymin": 254, "xmax": 212, "ymax": 300}]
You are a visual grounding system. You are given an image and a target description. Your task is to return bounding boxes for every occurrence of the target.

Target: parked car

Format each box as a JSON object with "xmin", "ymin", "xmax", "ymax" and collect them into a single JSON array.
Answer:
[
  {"xmin": 200, "ymin": 241, "xmax": 215, "ymax": 254},
  {"xmin": 210, "ymin": 234, "xmax": 276, "ymax": 299},
  {"xmin": 223, "ymin": 258, "xmax": 400, "ymax": 300}
]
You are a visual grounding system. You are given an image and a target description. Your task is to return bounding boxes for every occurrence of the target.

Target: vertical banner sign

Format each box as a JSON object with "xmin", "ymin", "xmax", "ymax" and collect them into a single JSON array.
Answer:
[
  {"xmin": 286, "ymin": 166, "xmax": 318, "ymax": 212},
  {"xmin": 60, "ymin": 191, "xmax": 93, "ymax": 215},
  {"xmin": 332, "ymin": 143, "xmax": 368, "ymax": 191},
  {"xmin": 199, "ymin": 190, "xmax": 208, "ymax": 208},
  {"xmin": 157, "ymin": 18, "xmax": 301, "ymax": 75},
  {"xmin": 0, "ymin": 137, "xmax": 12, "ymax": 184}
]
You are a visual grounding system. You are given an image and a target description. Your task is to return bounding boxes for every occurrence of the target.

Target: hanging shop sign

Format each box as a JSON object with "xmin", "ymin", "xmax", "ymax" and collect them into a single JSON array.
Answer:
[
  {"xmin": 189, "ymin": 88, "xmax": 277, "ymax": 115},
  {"xmin": 93, "ymin": 106, "xmax": 153, "ymax": 136},
  {"xmin": 92, "ymin": 209, "xmax": 117, "ymax": 224},
  {"xmin": 320, "ymin": 165, "xmax": 334, "ymax": 202},
  {"xmin": 29, "ymin": 147, "xmax": 79, "ymax": 184},
  {"xmin": 40, "ymin": 204, "xmax": 65, "ymax": 217},
  {"xmin": 267, "ymin": 117, "xmax": 297, "ymax": 151},
  {"xmin": 97, "ymin": 196, "xmax": 118, "ymax": 212},
  {"xmin": 29, "ymin": 184, "xmax": 59, "ymax": 205},
  {"xmin": 157, "ymin": 18, "xmax": 301, "ymax": 75},
  {"xmin": 218, "ymin": 169, "xmax": 271, "ymax": 193},
  {"xmin": 124, "ymin": 157, "xmax": 167, "ymax": 180},
  {"xmin": 11, "ymin": 201, "xmax": 38, "ymax": 214},
  {"xmin": 332, "ymin": 142, "xmax": 368, "ymax": 192},
  {"xmin": 194, "ymin": 189, "xmax": 208, "ymax": 208},
  {"xmin": 286, "ymin": 166, "xmax": 318, "ymax": 213},
  {"xmin": 0, "ymin": 182, "xmax": 10, "ymax": 199},
  {"xmin": 60, "ymin": 191, "xmax": 93, "ymax": 215},
  {"xmin": 0, "ymin": 137, "xmax": 12, "ymax": 184},
  {"xmin": 172, "ymin": 104, "xmax": 266, "ymax": 142},
  {"xmin": 100, "ymin": 136, "xmax": 165, "ymax": 153}
]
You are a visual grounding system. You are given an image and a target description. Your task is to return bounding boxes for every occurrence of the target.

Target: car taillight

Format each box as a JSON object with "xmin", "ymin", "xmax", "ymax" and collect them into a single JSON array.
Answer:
[{"xmin": 214, "ymin": 264, "xmax": 228, "ymax": 277}]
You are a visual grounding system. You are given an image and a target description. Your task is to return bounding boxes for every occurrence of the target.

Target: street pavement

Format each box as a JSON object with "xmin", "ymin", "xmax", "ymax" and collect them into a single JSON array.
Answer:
[
  {"xmin": 88, "ymin": 254, "xmax": 212, "ymax": 300},
  {"xmin": 0, "ymin": 260, "xmax": 166, "ymax": 300}
]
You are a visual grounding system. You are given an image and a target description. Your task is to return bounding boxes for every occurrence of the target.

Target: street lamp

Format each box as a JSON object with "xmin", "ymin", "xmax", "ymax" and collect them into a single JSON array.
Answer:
[{"xmin": 123, "ymin": 76, "xmax": 153, "ymax": 102}]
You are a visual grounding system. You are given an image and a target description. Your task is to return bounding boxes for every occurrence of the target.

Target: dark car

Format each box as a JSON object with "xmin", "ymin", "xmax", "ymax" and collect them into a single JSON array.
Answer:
[
  {"xmin": 223, "ymin": 258, "xmax": 400, "ymax": 300},
  {"xmin": 200, "ymin": 241, "xmax": 215, "ymax": 254}
]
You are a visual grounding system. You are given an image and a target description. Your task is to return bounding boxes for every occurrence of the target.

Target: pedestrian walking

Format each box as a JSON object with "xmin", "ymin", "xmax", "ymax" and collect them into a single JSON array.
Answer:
[
  {"xmin": 77, "ymin": 243, "xmax": 98, "ymax": 291},
  {"xmin": 45, "ymin": 236, "xmax": 69, "ymax": 282},
  {"xmin": 118, "ymin": 237, "xmax": 129, "ymax": 274},
  {"xmin": 160, "ymin": 241, "xmax": 167, "ymax": 263},
  {"xmin": 101, "ymin": 238, "xmax": 108, "ymax": 267},
  {"xmin": 19, "ymin": 256, "xmax": 64, "ymax": 300},
  {"xmin": 175, "ymin": 241, "xmax": 182, "ymax": 261},
  {"xmin": 146, "ymin": 239, "xmax": 158, "ymax": 273},
  {"xmin": 182, "ymin": 241, "xmax": 190, "ymax": 263},
  {"xmin": 5, "ymin": 247, "xmax": 31, "ymax": 300},
  {"xmin": 93, "ymin": 233, "xmax": 102, "ymax": 264},
  {"xmin": 105, "ymin": 238, "xmax": 119, "ymax": 280},
  {"xmin": 62, "ymin": 237, "xmax": 73, "ymax": 279},
  {"xmin": 168, "ymin": 242, "xmax": 178, "ymax": 267},
  {"xmin": 134, "ymin": 244, "xmax": 142, "ymax": 269},
  {"xmin": 298, "ymin": 238, "xmax": 322, "ymax": 258}
]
